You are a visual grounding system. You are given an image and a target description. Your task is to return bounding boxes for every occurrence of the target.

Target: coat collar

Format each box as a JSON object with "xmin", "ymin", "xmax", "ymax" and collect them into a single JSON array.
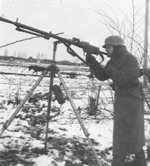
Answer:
[{"xmin": 111, "ymin": 46, "xmax": 128, "ymax": 59}]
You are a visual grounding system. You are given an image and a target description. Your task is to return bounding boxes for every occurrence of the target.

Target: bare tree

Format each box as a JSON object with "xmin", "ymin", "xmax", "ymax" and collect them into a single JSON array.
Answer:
[{"xmin": 97, "ymin": 0, "xmax": 149, "ymax": 68}]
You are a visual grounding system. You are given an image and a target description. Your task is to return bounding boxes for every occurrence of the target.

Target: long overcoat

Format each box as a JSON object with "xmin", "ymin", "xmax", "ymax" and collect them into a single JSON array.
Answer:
[{"xmin": 90, "ymin": 47, "xmax": 145, "ymax": 156}]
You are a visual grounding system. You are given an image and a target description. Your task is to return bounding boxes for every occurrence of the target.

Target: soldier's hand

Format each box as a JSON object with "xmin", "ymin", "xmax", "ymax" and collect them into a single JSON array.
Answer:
[{"xmin": 86, "ymin": 54, "xmax": 96, "ymax": 64}]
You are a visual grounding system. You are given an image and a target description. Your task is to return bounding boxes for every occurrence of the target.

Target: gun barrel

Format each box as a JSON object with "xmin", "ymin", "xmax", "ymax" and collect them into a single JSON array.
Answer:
[
  {"xmin": 0, "ymin": 17, "xmax": 107, "ymax": 56},
  {"xmin": 0, "ymin": 17, "xmax": 15, "ymax": 25}
]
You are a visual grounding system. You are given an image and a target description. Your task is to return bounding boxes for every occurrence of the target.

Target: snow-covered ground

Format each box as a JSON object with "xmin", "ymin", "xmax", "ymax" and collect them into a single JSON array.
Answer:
[{"xmin": 0, "ymin": 62, "xmax": 150, "ymax": 166}]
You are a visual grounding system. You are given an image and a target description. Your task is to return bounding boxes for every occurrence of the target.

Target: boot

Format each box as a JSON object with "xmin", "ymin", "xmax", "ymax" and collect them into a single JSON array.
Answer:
[
  {"xmin": 125, "ymin": 149, "xmax": 147, "ymax": 166},
  {"xmin": 125, "ymin": 158, "xmax": 147, "ymax": 166},
  {"xmin": 134, "ymin": 149, "xmax": 147, "ymax": 166},
  {"xmin": 125, "ymin": 161, "xmax": 135, "ymax": 166}
]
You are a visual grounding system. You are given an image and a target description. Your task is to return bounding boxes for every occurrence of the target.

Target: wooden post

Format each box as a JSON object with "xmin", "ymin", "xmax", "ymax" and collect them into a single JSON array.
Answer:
[{"xmin": 143, "ymin": 0, "xmax": 149, "ymax": 87}]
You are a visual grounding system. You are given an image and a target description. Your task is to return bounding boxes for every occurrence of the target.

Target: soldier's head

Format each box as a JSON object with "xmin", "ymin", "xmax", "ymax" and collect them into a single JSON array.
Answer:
[{"xmin": 103, "ymin": 36, "xmax": 125, "ymax": 57}]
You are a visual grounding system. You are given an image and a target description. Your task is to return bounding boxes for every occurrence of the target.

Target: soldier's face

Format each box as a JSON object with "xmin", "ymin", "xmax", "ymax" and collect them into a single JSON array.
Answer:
[{"xmin": 105, "ymin": 45, "xmax": 114, "ymax": 57}]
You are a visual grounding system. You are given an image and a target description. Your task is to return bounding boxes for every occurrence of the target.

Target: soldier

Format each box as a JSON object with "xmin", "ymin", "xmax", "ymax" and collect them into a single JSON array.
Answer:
[{"xmin": 86, "ymin": 36, "xmax": 146, "ymax": 166}]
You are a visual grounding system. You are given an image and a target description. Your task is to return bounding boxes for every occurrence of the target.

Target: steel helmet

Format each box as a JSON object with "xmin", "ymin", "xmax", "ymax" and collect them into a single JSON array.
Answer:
[{"xmin": 103, "ymin": 36, "xmax": 124, "ymax": 48}]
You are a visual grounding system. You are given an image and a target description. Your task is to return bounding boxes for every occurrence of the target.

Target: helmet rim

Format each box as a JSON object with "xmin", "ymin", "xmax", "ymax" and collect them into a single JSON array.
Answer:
[{"xmin": 103, "ymin": 36, "xmax": 124, "ymax": 48}]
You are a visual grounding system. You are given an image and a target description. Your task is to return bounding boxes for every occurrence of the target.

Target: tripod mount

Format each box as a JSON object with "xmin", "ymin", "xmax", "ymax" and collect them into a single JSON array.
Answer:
[{"xmin": 0, "ymin": 41, "xmax": 102, "ymax": 166}]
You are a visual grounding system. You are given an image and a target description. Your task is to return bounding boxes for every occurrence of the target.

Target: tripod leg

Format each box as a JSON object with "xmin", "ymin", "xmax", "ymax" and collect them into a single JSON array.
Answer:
[
  {"xmin": 57, "ymin": 71, "xmax": 102, "ymax": 166},
  {"xmin": 44, "ymin": 41, "xmax": 59, "ymax": 152},
  {"xmin": 0, "ymin": 73, "xmax": 45, "ymax": 137},
  {"xmin": 45, "ymin": 71, "xmax": 54, "ymax": 151}
]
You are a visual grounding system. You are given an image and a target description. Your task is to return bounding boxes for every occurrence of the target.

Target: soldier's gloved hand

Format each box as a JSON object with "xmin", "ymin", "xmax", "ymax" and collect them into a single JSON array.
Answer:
[{"xmin": 86, "ymin": 54, "xmax": 96, "ymax": 66}]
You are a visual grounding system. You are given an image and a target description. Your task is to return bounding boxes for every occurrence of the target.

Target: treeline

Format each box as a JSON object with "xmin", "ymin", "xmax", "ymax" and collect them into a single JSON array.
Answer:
[{"xmin": 0, "ymin": 55, "xmax": 85, "ymax": 66}]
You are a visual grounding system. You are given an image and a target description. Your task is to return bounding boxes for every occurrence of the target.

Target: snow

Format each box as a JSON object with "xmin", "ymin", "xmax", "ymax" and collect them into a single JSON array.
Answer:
[
  {"xmin": 0, "ymin": 63, "xmax": 150, "ymax": 166},
  {"xmin": 33, "ymin": 155, "xmax": 58, "ymax": 166}
]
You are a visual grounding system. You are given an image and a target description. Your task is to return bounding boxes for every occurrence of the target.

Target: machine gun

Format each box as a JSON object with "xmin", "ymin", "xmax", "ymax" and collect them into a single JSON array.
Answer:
[{"xmin": 0, "ymin": 17, "xmax": 107, "ymax": 62}]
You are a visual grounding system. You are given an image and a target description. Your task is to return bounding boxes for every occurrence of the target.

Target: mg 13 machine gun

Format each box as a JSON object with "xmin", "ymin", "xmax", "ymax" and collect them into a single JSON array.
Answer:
[
  {"xmin": 0, "ymin": 17, "xmax": 149, "ymax": 82},
  {"xmin": 0, "ymin": 17, "xmax": 107, "ymax": 63}
]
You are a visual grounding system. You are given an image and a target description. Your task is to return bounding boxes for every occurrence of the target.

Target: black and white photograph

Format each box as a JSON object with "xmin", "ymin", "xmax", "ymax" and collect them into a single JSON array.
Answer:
[{"xmin": 0, "ymin": 0, "xmax": 150, "ymax": 166}]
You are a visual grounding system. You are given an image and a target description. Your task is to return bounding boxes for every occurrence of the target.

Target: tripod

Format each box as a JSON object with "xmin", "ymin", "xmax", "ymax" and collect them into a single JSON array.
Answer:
[{"xmin": 0, "ymin": 42, "xmax": 102, "ymax": 166}]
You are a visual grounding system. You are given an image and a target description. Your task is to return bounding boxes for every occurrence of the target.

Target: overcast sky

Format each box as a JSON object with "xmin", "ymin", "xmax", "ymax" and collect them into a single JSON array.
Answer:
[{"xmin": 0, "ymin": 0, "xmax": 146, "ymax": 62}]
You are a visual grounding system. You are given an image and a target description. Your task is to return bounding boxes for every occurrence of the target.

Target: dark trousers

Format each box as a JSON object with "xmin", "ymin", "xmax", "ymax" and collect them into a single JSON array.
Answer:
[{"xmin": 112, "ymin": 153, "xmax": 125, "ymax": 166}]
